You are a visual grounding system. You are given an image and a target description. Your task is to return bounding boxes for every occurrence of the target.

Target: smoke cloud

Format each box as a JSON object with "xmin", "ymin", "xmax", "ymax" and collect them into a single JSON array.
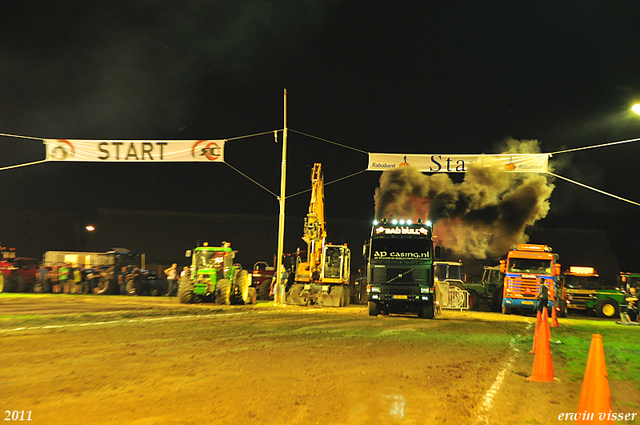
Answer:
[{"xmin": 374, "ymin": 139, "xmax": 555, "ymax": 258}]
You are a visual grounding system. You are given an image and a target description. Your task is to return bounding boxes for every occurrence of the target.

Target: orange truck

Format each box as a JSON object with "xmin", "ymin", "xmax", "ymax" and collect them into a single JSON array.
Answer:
[{"xmin": 499, "ymin": 244, "xmax": 561, "ymax": 314}]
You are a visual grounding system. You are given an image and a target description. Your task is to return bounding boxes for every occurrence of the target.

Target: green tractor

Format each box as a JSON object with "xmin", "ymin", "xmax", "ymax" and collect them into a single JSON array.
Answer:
[
  {"xmin": 583, "ymin": 272, "xmax": 640, "ymax": 319},
  {"xmin": 178, "ymin": 243, "xmax": 256, "ymax": 305}
]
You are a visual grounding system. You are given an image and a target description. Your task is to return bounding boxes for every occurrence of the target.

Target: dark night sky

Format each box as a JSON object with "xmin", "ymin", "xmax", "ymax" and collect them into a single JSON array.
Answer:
[{"xmin": 2, "ymin": 1, "xmax": 640, "ymax": 267}]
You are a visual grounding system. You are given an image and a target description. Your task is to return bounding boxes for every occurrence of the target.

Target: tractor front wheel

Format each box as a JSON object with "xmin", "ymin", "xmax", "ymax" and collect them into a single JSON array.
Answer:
[
  {"xmin": 595, "ymin": 298, "xmax": 619, "ymax": 319},
  {"xmin": 178, "ymin": 277, "xmax": 194, "ymax": 304}
]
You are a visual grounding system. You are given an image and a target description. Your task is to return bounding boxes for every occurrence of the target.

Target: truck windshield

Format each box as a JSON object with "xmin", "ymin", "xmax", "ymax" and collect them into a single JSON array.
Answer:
[
  {"xmin": 564, "ymin": 275, "xmax": 601, "ymax": 290},
  {"xmin": 370, "ymin": 239, "xmax": 431, "ymax": 260},
  {"xmin": 507, "ymin": 258, "xmax": 552, "ymax": 273}
]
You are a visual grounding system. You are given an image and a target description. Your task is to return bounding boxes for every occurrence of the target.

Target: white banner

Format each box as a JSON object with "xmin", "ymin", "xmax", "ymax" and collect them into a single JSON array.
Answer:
[
  {"xmin": 44, "ymin": 139, "xmax": 225, "ymax": 162},
  {"xmin": 367, "ymin": 153, "xmax": 549, "ymax": 173}
]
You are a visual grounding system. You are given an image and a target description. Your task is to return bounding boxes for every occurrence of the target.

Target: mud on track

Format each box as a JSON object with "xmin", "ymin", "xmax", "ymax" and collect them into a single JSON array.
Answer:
[{"xmin": 1, "ymin": 295, "xmax": 639, "ymax": 425}]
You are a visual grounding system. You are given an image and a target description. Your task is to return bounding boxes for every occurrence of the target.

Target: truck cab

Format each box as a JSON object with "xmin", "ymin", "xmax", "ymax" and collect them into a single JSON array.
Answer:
[{"xmin": 558, "ymin": 266, "xmax": 602, "ymax": 317}]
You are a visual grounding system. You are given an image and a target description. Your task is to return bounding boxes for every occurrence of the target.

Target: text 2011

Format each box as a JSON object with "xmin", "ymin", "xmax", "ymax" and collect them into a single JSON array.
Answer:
[{"xmin": 4, "ymin": 411, "xmax": 32, "ymax": 421}]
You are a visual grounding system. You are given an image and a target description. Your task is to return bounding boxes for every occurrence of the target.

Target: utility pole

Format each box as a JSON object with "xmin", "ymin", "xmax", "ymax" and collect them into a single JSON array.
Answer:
[{"xmin": 275, "ymin": 89, "xmax": 287, "ymax": 304}]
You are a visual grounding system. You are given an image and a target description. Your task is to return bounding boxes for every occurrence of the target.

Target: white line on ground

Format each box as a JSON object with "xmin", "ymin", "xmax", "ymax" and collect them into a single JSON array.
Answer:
[
  {"xmin": 475, "ymin": 318, "xmax": 533, "ymax": 424},
  {"xmin": 0, "ymin": 312, "xmax": 247, "ymax": 334}
]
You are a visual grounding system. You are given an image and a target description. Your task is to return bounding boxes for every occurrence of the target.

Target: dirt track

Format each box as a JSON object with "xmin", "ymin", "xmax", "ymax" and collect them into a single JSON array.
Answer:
[{"xmin": 1, "ymin": 295, "xmax": 639, "ymax": 425}]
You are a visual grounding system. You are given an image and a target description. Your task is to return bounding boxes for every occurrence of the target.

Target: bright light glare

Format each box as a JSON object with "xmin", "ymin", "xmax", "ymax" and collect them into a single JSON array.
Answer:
[
  {"xmin": 632, "ymin": 104, "xmax": 640, "ymax": 115},
  {"xmin": 85, "ymin": 225, "xmax": 95, "ymax": 232}
]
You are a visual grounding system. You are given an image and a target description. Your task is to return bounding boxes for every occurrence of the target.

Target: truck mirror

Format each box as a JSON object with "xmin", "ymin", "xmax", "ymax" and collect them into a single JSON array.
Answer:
[
  {"xmin": 185, "ymin": 250, "xmax": 192, "ymax": 258},
  {"xmin": 555, "ymin": 263, "xmax": 562, "ymax": 276},
  {"xmin": 499, "ymin": 260, "xmax": 506, "ymax": 273},
  {"xmin": 434, "ymin": 245, "xmax": 441, "ymax": 259},
  {"xmin": 362, "ymin": 241, "xmax": 369, "ymax": 259}
]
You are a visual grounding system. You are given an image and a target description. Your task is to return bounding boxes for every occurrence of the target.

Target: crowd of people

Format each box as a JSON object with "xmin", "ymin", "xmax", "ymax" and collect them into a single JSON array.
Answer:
[{"xmin": 33, "ymin": 263, "xmax": 149, "ymax": 295}]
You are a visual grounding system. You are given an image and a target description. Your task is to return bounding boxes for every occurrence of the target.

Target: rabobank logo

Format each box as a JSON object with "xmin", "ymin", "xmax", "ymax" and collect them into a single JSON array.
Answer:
[
  {"xmin": 372, "ymin": 162, "xmax": 396, "ymax": 169},
  {"xmin": 49, "ymin": 139, "xmax": 76, "ymax": 160}
]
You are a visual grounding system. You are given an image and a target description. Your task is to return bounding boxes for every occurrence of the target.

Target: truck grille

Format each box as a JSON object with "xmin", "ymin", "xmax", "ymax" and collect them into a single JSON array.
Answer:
[
  {"xmin": 506, "ymin": 277, "xmax": 538, "ymax": 298},
  {"xmin": 372, "ymin": 267, "xmax": 427, "ymax": 284}
]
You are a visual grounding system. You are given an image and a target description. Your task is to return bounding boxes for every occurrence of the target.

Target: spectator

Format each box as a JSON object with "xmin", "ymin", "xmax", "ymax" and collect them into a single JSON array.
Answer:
[
  {"xmin": 50, "ymin": 265, "xmax": 60, "ymax": 293},
  {"xmin": 131, "ymin": 266, "xmax": 147, "ymax": 296},
  {"xmin": 536, "ymin": 277, "xmax": 549, "ymax": 313},
  {"xmin": 73, "ymin": 265, "xmax": 83, "ymax": 294},
  {"xmin": 36, "ymin": 264, "xmax": 49, "ymax": 293},
  {"xmin": 59, "ymin": 263, "xmax": 70, "ymax": 294},
  {"xmin": 106, "ymin": 264, "xmax": 116, "ymax": 294},
  {"xmin": 621, "ymin": 286, "xmax": 639, "ymax": 323},
  {"xmin": 118, "ymin": 266, "xmax": 129, "ymax": 295},
  {"xmin": 164, "ymin": 263, "xmax": 178, "ymax": 297}
]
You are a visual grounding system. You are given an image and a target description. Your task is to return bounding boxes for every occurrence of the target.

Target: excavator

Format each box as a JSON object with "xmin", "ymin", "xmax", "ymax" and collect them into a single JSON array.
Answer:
[{"xmin": 286, "ymin": 163, "xmax": 351, "ymax": 307}]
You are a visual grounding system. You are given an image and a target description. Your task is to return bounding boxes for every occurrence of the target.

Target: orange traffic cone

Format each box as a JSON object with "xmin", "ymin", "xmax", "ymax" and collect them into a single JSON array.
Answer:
[
  {"xmin": 527, "ymin": 307, "xmax": 555, "ymax": 382},
  {"xmin": 575, "ymin": 334, "xmax": 613, "ymax": 424},
  {"xmin": 530, "ymin": 310, "xmax": 542, "ymax": 354},
  {"xmin": 551, "ymin": 304, "xmax": 560, "ymax": 328}
]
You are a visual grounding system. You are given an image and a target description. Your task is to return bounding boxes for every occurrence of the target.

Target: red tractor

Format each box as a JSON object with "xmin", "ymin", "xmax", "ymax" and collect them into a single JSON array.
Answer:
[{"xmin": 0, "ymin": 247, "xmax": 39, "ymax": 293}]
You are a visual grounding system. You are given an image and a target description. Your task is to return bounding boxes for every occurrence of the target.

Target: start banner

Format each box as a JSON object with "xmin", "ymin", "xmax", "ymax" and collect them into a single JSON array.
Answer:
[
  {"xmin": 44, "ymin": 139, "xmax": 225, "ymax": 162},
  {"xmin": 367, "ymin": 153, "xmax": 549, "ymax": 173}
]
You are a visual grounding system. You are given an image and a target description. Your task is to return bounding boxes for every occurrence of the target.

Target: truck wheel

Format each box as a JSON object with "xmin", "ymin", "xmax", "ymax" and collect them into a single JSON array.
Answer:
[
  {"xmin": 368, "ymin": 301, "xmax": 380, "ymax": 316},
  {"xmin": 467, "ymin": 289, "xmax": 480, "ymax": 311},
  {"xmin": 418, "ymin": 303, "xmax": 434, "ymax": 319},
  {"xmin": 0, "ymin": 274, "xmax": 4, "ymax": 292},
  {"xmin": 595, "ymin": 298, "xmax": 619, "ymax": 319},
  {"xmin": 125, "ymin": 280, "xmax": 136, "ymax": 295},
  {"xmin": 178, "ymin": 278, "xmax": 194, "ymax": 304},
  {"xmin": 491, "ymin": 285, "xmax": 503, "ymax": 312},
  {"xmin": 502, "ymin": 304, "xmax": 511, "ymax": 315},
  {"xmin": 559, "ymin": 302, "xmax": 568, "ymax": 318},
  {"xmin": 258, "ymin": 279, "xmax": 273, "ymax": 300},
  {"xmin": 215, "ymin": 278, "xmax": 231, "ymax": 305}
]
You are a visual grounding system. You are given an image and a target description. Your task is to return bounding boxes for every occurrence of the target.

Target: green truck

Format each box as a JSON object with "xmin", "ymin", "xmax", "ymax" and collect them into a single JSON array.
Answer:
[{"xmin": 178, "ymin": 243, "xmax": 256, "ymax": 304}]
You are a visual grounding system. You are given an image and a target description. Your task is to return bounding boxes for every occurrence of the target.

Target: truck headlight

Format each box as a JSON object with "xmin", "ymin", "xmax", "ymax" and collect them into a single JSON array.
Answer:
[
  {"xmin": 420, "ymin": 287, "xmax": 430, "ymax": 293},
  {"xmin": 370, "ymin": 286, "xmax": 381, "ymax": 293}
]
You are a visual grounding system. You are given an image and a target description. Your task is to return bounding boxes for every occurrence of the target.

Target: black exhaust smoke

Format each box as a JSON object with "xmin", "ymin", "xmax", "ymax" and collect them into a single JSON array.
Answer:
[{"xmin": 373, "ymin": 139, "xmax": 555, "ymax": 258}]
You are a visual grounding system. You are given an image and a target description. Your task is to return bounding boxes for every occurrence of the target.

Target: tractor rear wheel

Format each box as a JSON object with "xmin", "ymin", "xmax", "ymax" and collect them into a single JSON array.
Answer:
[
  {"xmin": 491, "ymin": 285, "xmax": 504, "ymax": 312},
  {"xmin": 467, "ymin": 289, "xmax": 480, "ymax": 310},
  {"xmin": 3, "ymin": 274, "xmax": 17, "ymax": 293},
  {"xmin": 215, "ymin": 278, "xmax": 231, "ymax": 305},
  {"xmin": 178, "ymin": 277, "xmax": 194, "ymax": 304},
  {"xmin": 231, "ymin": 270, "xmax": 250, "ymax": 305},
  {"xmin": 258, "ymin": 279, "xmax": 273, "ymax": 300},
  {"xmin": 96, "ymin": 277, "xmax": 111, "ymax": 295}
]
